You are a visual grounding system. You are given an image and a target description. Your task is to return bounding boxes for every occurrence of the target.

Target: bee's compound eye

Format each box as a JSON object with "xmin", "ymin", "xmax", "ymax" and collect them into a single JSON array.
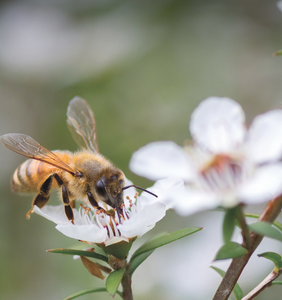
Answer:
[
  {"xmin": 95, "ymin": 178, "xmax": 106, "ymax": 196},
  {"xmin": 96, "ymin": 180, "xmax": 104, "ymax": 189}
]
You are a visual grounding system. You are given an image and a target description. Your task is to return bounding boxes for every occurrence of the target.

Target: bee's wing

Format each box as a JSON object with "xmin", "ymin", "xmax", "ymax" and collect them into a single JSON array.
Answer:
[
  {"xmin": 0, "ymin": 133, "xmax": 76, "ymax": 174},
  {"xmin": 66, "ymin": 96, "xmax": 99, "ymax": 153}
]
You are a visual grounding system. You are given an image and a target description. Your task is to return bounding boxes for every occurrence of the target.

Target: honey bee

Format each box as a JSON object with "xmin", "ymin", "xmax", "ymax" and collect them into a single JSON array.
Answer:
[{"xmin": 1, "ymin": 97, "xmax": 156, "ymax": 223}]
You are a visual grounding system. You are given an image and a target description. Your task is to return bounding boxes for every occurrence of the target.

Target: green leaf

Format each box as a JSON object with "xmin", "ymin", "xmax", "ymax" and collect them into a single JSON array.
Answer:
[
  {"xmin": 258, "ymin": 252, "xmax": 282, "ymax": 272},
  {"xmin": 244, "ymin": 213, "xmax": 282, "ymax": 232},
  {"xmin": 223, "ymin": 209, "xmax": 236, "ymax": 243},
  {"xmin": 211, "ymin": 266, "xmax": 243, "ymax": 300},
  {"xmin": 131, "ymin": 227, "xmax": 203, "ymax": 262},
  {"xmin": 273, "ymin": 49, "xmax": 282, "ymax": 56},
  {"xmin": 47, "ymin": 248, "xmax": 108, "ymax": 263},
  {"xmin": 248, "ymin": 222, "xmax": 282, "ymax": 242},
  {"xmin": 129, "ymin": 250, "xmax": 154, "ymax": 276},
  {"xmin": 62, "ymin": 287, "xmax": 124, "ymax": 300},
  {"xmin": 271, "ymin": 281, "xmax": 282, "ymax": 286},
  {"xmin": 214, "ymin": 242, "xmax": 248, "ymax": 261},
  {"xmin": 97, "ymin": 239, "xmax": 135, "ymax": 260},
  {"xmin": 106, "ymin": 267, "xmax": 126, "ymax": 296}
]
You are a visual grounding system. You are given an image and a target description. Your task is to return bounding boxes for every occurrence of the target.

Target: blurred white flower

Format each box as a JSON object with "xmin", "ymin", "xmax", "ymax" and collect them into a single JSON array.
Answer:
[
  {"xmin": 33, "ymin": 179, "xmax": 169, "ymax": 246},
  {"xmin": 277, "ymin": 1, "xmax": 282, "ymax": 13},
  {"xmin": 130, "ymin": 97, "xmax": 282, "ymax": 215}
]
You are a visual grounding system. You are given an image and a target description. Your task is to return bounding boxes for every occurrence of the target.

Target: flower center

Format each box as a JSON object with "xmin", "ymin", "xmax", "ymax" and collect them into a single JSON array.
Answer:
[
  {"xmin": 79, "ymin": 204, "xmax": 130, "ymax": 239},
  {"xmin": 198, "ymin": 154, "xmax": 244, "ymax": 192}
]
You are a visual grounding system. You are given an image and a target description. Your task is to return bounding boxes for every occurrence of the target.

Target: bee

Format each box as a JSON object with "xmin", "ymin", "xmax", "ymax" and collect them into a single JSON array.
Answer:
[{"xmin": 1, "ymin": 97, "xmax": 156, "ymax": 223}]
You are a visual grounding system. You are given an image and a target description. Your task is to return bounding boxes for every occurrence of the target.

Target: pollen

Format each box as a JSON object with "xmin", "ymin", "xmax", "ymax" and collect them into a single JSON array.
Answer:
[{"xmin": 79, "ymin": 204, "xmax": 92, "ymax": 214}]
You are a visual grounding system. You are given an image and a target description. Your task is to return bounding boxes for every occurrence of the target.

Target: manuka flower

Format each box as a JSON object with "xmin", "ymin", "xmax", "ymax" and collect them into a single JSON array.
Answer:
[
  {"xmin": 130, "ymin": 97, "xmax": 282, "ymax": 215},
  {"xmin": 33, "ymin": 179, "xmax": 172, "ymax": 246}
]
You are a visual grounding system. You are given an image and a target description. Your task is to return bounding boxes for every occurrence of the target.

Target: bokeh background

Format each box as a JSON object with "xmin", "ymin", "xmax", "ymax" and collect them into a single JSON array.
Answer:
[{"xmin": 1, "ymin": 0, "xmax": 282, "ymax": 299}]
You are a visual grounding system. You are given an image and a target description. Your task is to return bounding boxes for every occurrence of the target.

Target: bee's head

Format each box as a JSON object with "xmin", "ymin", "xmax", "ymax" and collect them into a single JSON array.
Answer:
[{"xmin": 95, "ymin": 170, "xmax": 125, "ymax": 209}]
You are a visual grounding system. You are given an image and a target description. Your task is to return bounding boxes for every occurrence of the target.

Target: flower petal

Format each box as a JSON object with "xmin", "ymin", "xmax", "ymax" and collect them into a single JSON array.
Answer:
[
  {"xmin": 129, "ymin": 141, "xmax": 195, "ymax": 181},
  {"xmin": 139, "ymin": 177, "xmax": 186, "ymax": 209},
  {"xmin": 104, "ymin": 236, "xmax": 129, "ymax": 247},
  {"xmin": 170, "ymin": 187, "xmax": 221, "ymax": 216},
  {"xmin": 33, "ymin": 205, "xmax": 69, "ymax": 224},
  {"xmin": 118, "ymin": 202, "xmax": 166, "ymax": 238},
  {"xmin": 56, "ymin": 224, "xmax": 108, "ymax": 243},
  {"xmin": 123, "ymin": 178, "xmax": 137, "ymax": 208},
  {"xmin": 245, "ymin": 110, "xmax": 282, "ymax": 163},
  {"xmin": 190, "ymin": 97, "xmax": 246, "ymax": 153},
  {"xmin": 237, "ymin": 163, "xmax": 282, "ymax": 204}
]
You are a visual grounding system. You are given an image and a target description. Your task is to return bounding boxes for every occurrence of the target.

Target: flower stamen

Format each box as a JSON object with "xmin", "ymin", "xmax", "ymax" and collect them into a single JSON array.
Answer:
[{"xmin": 199, "ymin": 154, "xmax": 244, "ymax": 192}]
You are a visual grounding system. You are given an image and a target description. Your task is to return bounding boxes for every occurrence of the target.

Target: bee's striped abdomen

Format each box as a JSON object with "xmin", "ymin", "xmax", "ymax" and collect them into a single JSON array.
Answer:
[{"xmin": 11, "ymin": 159, "xmax": 55, "ymax": 194}]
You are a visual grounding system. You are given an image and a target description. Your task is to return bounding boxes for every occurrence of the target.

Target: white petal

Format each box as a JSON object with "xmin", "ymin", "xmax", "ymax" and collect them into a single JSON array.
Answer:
[
  {"xmin": 129, "ymin": 141, "xmax": 195, "ymax": 181},
  {"xmin": 277, "ymin": 1, "xmax": 282, "ymax": 13},
  {"xmin": 245, "ymin": 110, "xmax": 282, "ymax": 163},
  {"xmin": 171, "ymin": 188, "xmax": 221, "ymax": 216},
  {"xmin": 104, "ymin": 236, "xmax": 129, "ymax": 247},
  {"xmin": 237, "ymin": 163, "xmax": 282, "ymax": 204},
  {"xmin": 190, "ymin": 97, "xmax": 246, "ymax": 153},
  {"xmin": 33, "ymin": 205, "xmax": 69, "ymax": 224},
  {"xmin": 56, "ymin": 224, "xmax": 108, "ymax": 243},
  {"xmin": 123, "ymin": 178, "xmax": 137, "ymax": 208},
  {"xmin": 139, "ymin": 177, "xmax": 186, "ymax": 209},
  {"xmin": 118, "ymin": 202, "xmax": 166, "ymax": 238}
]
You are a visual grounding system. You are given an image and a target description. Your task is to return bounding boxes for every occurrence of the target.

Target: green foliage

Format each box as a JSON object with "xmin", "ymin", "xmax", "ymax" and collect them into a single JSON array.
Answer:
[
  {"xmin": 62, "ymin": 287, "xmax": 124, "ymax": 300},
  {"xmin": 98, "ymin": 239, "xmax": 135, "ymax": 260},
  {"xmin": 248, "ymin": 222, "xmax": 282, "ymax": 242},
  {"xmin": 211, "ymin": 266, "xmax": 243, "ymax": 300},
  {"xmin": 131, "ymin": 227, "xmax": 202, "ymax": 261},
  {"xmin": 129, "ymin": 250, "xmax": 154, "ymax": 276},
  {"xmin": 106, "ymin": 268, "xmax": 126, "ymax": 296},
  {"xmin": 47, "ymin": 248, "xmax": 108, "ymax": 262},
  {"xmin": 244, "ymin": 213, "xmax": 282, "ymax": 232},
  {"xmin": 273, "ymin": 50, "xmax": 282, "ymax": 56},
  {"xmin": 223, "ymin": 208, "xmax": 236, "ymax": 243},
  {"xmin": 129, "ymin": 227, "xmax": 203, "ymax": 274},
  {"xmin": 214, "ymin": 242, "xmax": 248, "ymax": 261},
  {"xmin": 258, "ymin": 252, "xmax": 282, "ymax": 273}
]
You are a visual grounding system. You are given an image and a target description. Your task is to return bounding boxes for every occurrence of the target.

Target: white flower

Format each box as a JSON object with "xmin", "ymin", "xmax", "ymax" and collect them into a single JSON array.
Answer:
[
  {"xmin": 277, "ymin": 1, "xmax": 282, "ymax": 13},
  {"xmin": 33, "ymin": 179, "xmax": 169, "ymax": 246},
  {"xmin": 130, "ymin": 97, "xmax": 282, "ymax": 215}
]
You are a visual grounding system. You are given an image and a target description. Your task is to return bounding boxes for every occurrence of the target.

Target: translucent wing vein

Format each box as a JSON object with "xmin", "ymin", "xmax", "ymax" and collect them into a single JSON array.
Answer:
[
  {"xmin": 0, "ymin": 133, "xmax": 75, "ymax": 174},
  {"xmin": 67, "ymin": 96, "xmax": 99, "ymax": 153}
]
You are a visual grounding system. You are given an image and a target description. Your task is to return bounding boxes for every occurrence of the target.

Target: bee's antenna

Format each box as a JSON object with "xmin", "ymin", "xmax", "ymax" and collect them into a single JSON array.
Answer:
[{"xmin": 122, "ymin": 185, "xmax": 158, "ymax": 198}]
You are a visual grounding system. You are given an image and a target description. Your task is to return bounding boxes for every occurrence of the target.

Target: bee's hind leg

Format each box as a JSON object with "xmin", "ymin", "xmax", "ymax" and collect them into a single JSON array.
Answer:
[
  {"xmin": 52, "ymin": 173, "xmax": 74, "ymax": 223},
  {"xmin": 26, "ymin": 174, "xmax": 54, "ymax": 219},
  {"xmin": 61, "ymin": 184, "xmax": 74, "ymax": 223}
]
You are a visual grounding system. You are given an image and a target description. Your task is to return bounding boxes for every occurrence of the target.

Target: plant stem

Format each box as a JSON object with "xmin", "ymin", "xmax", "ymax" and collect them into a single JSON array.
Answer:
[
  {"xmin": 121, "ymin": 264, "xmax": 133, "ymax": 300},
  {"xmin": 236, "ymin": 205, "xmax": 251, "ymax": 250},
  {"xmin": 212, "ymin": 196, "xmax": 282, "ymax": 300},
  {"xmin": 242, "ymin": 268, "xmax": 282, "ymax": 300}
]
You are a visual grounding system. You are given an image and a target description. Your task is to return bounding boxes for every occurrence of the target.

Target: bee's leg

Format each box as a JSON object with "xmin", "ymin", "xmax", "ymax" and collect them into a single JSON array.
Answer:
[
  {"xmin": 87, "ymin": 192, "xmax": 116, "ymax": 218},
  {"xmin": 61, "ymin": 185, "xmax": 74, "ymax": 223},
  {"xmin": 26, "ymin": 174, "xmax": 54, "ymax": 219},
  {"xmin": 70, "ymin": 200, "xmax": 76, "ymax": 208},
  {"xmin": 87, "ymin": 192, "xmax": 103, "ymax": 210},
  {"xmin": 53, "ymin": 173, "xmax": 74, "ymax": 223}
]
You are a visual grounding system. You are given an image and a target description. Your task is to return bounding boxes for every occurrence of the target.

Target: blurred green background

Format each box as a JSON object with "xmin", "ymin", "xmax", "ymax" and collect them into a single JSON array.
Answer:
[{"xmin": 1, "ymin": 0, "xmax": 282, "ymax": 299}]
